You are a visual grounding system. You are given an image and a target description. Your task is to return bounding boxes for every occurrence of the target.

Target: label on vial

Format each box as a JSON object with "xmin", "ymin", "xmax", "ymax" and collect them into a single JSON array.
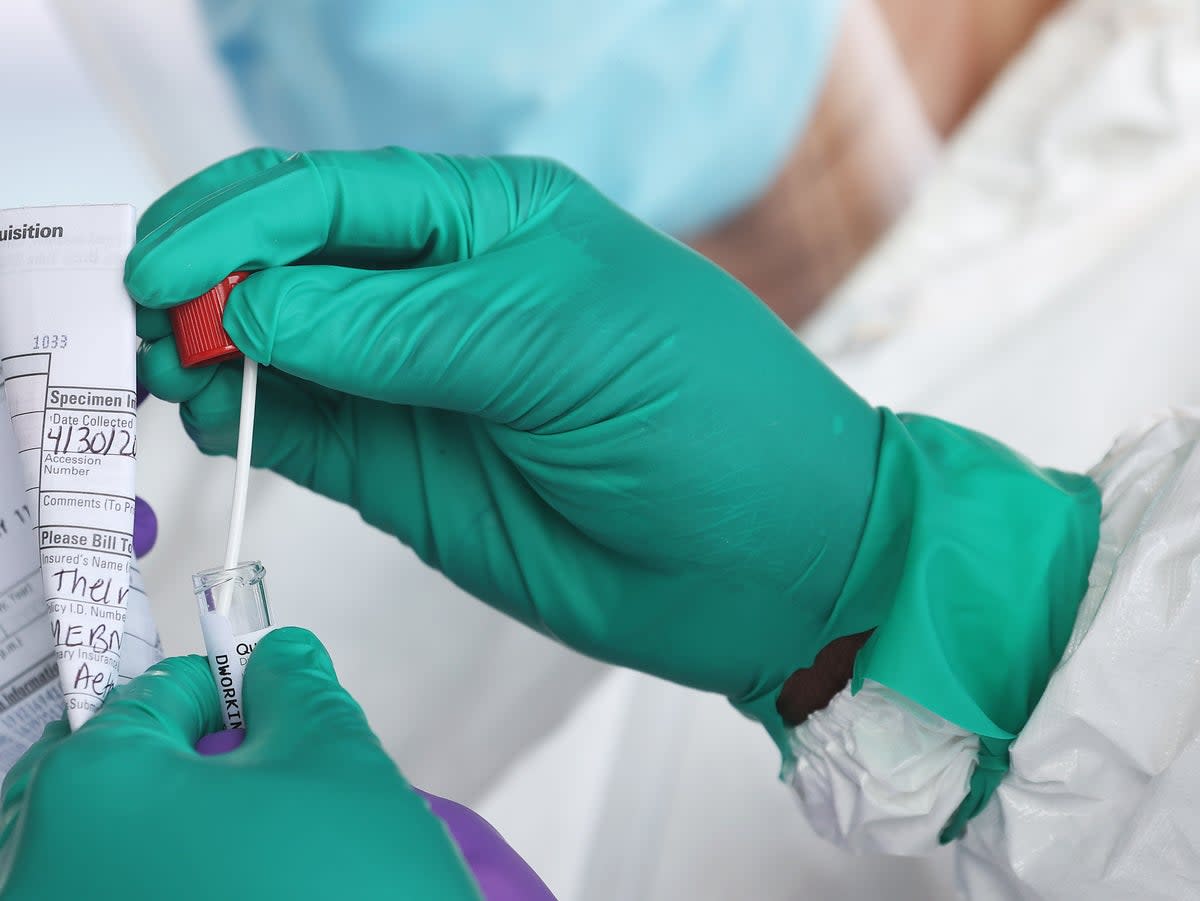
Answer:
[{"xmin": 199, "ymin": 613, "xmax": 274, "ymax": 730}]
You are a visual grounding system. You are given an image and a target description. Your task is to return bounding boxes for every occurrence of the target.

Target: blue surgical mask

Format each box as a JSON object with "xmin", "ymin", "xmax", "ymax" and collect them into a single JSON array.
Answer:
[{"xmin": 198, "ymin": 0, "xmax": 844, "ymax": 235}]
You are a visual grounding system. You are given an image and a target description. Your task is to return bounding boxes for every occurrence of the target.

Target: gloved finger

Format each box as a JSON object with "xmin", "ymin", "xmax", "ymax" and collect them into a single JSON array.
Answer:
[
  {"xmin": 135, "ymin": 304, "xmax": 172, "ymax": 342},
  {"xmin": 137, "ymin": 336, "xmax": 225, "ymax": 403},
  {"xmin": 143, "ymin": 350, "xmax": 404, "ymax": 522},
  {"xmin": 221, "ymin": 260, "xmax": 580, "ymax": 422},
  {"xmin": 0, "ymin": 719, "xmax": 69, "ymax": 847},
  {"xmin": 174, "ymin": 362, "xmax": 535, "ymax": 576},
  {"xmin": 241, "ymin": 628, "xmax": 379, "ymax": 750},
  {"xmin": 1, "ymin": 719, "xmax": 68, "ymax": 806},
  {"xmin": 77, "ymin": 655, "xmax": 222, "ymax": 749},
  {"xmin": 125, "ymin": 148, "xmax": 565, "ymax": 308},
  {"xmin": 175, "ymin": 364, "xmax": 363, "ymax": 500},
  {"xmin": 137, "ymin": 147, "xmax": 292, "ymax": 239}
]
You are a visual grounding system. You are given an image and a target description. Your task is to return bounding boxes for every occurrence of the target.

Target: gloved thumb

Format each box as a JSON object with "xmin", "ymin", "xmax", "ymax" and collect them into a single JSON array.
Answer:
[
  {"xmin": 79, "ymin": 655, "xmax": 222, "ymax": 748},
  {"xmin": 240, "ymin": 627, "xmax": 380, "ymax": 753}
]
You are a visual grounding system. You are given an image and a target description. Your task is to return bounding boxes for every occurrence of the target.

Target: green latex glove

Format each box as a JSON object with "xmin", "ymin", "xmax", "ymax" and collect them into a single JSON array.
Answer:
[
  {"xmin": 128, "ymin": 150, "xmax": 1099, "ymax": 781},
  {"xmin": 0, "ymin": 629, "xmax": 481, "ymax": 901},
  {"xmin": 128, "ymin": 148, "xmax": 883, "ymax": 740}
]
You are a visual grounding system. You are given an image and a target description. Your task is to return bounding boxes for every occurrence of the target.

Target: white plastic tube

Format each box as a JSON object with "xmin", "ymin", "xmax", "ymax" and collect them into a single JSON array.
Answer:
[{"xmin": 217, "ymin": 358, "xmax": 257, "ymax": 616}]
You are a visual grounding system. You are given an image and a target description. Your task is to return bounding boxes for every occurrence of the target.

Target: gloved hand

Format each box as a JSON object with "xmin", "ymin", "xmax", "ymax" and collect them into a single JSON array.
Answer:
[
  {"xmin": 128, "ymin": 149, "xmax": 1098, "ymax": 772},
  {"xmin": 128, "ymin": 148, "xmax": 884, "ymax": 737},
  {"xmin": 193, "ymin": 734, "xmax": 556, "ymax": 901},
  {"xmin": 0, "ymin": 628, "xmax": 483, "ymax": 900}
]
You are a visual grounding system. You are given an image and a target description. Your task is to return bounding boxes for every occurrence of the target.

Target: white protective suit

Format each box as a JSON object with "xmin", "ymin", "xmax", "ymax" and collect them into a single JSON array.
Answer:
[
  {"xmin": 958, "ymin": 413, "xmax": 1200, "ymax": 898},
  {"xmin": 5, "ymin": 0, "xmax": 1200, "ymax": 898},
  {"xmin": 794, "ymin": 0, "xmax": 1200, "ymax": 895},
  {"xmin": 787, "ymin": 411, "xmax": 1200, "ymax": 900}
]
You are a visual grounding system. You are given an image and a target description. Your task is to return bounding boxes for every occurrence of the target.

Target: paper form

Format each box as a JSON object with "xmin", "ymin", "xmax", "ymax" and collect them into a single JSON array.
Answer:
[
  {"xmin": 0, "ymin": 204, "xmax": 161, "ymax": 733},
  {"xmin": 0, "ymin": 390, "xmax": 161, "ymax": 770},
  {"xmin": 0, "ymin": 410, "xmax": 61, "ymax": 769}
]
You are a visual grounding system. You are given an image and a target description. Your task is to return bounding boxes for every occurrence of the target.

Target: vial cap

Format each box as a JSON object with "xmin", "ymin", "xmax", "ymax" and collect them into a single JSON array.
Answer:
[{"xmin": 170, "ymin": 271, "xmax": 250, "ymax": 368}]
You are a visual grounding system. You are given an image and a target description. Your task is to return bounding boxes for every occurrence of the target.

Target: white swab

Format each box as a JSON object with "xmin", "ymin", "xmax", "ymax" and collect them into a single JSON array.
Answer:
[{"xmin": 217, "ymin": 357, "xmax": 258, "ymax": 616}]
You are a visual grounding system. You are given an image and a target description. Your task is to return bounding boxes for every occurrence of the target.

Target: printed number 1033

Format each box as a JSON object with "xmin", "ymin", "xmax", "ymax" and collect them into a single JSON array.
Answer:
[{"xmin": 32, "ymin": 334, "xmax": 68, "ymax": 350}]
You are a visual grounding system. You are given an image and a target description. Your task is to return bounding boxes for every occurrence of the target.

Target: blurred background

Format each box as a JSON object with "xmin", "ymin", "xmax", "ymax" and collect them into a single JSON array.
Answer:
[{"xmin": 4, "ymin": 1, "xmax": 1200, "ymax": 897}]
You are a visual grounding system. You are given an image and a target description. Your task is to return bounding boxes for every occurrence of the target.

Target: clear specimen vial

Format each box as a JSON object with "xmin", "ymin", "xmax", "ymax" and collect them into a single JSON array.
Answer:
[{"xmin": 193, "ymin": 561, "xmax": 274, "ymax": 729}]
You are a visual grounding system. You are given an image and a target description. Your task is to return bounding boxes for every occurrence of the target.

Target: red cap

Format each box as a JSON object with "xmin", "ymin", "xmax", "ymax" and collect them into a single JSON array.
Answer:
[{"xmin": 170, "ymin": 271, "xmax": 250, "ymax": 368}]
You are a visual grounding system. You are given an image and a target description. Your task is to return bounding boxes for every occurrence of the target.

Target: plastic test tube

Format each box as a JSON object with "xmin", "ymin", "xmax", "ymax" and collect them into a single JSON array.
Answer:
[{"xmin": 194, "ymin": 561, "xmax": 274, "ymax": 731}]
